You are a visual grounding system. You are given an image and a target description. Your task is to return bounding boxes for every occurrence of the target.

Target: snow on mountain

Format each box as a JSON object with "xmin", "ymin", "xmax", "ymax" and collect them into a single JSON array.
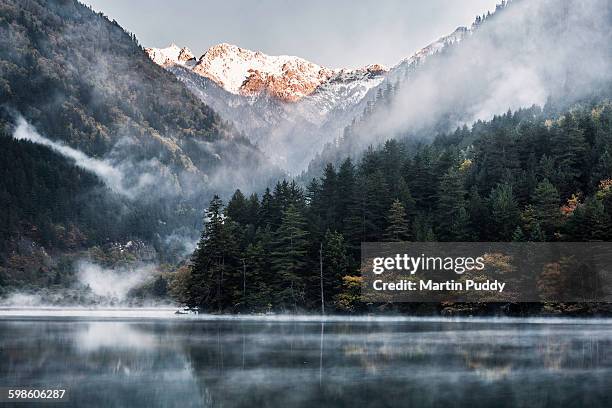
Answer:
[
  {"xmin": 146, "ymin": 43, "xmax": 387, "ymax": 103},
  {"xmin": 145, "ymin": 43, "xmax": 196, "ymax": 67},
  {"xmin": 144, "ymin": 28, "xmax": 469, "ymax": 172},
  {"xmin": 401, "ymin": 27, "xmax": 469, "ymax": 68}
]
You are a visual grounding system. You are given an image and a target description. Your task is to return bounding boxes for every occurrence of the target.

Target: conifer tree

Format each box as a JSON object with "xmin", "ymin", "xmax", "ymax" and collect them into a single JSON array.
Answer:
[
  {"xmin": 363, "ymin": 170, "xmax": 391, "ymax": 240},
  {"xmin": 488, "ymin": 183, "xmax": 520, "ymax": 240},
  {"xmin": 512, "ymin": 226, "xmax": 526, "ymax": 242},
  {"xmin": 271, "ymin": 204, "xmax": 310, "ymax": 310},
  {"xmin": 259, "ymin": 188, "xmax": 275, "ymax": 228},
  {"xmin": 551, "ymin": 114, "xmax": 588, "ymax": 195},
  {"xmin": 529, "ymin": 222, "xmax": 546, "ymax": 242},
  {"xmin": 189, "ymin": 195, "xmax": 237, "ymax": 310},
  {"xmin": 226, "ymin": 189, "xmax": 248, "ymax": 225},
  {"xmin": 467, "ymin": 186, "xmax": 487, "ymax": 239},
  {"xmin": 337, "ymin": 158, "xmax": 356, "ymax": 231},
  {"xmin": 320, "ymin": 164, "xmax": 339, "ymax": 231},
  {"xmin": 531, "ymin": 179, "xmax": 561, "ymax": 239},
  {"xmin": 322, "ymin": 229, "xmax": 348, "ymax": 305},
  {"xmin": 384, "ymin": 200, "xmax": 410, "ymax": 241},
  {"xmin": 436, "ymin": 167, "xmax": 468, "ymax": 240}
]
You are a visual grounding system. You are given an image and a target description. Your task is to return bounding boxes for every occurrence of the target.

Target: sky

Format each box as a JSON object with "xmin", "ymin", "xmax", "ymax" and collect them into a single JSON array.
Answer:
[{"xmin": 84, "ymin": 0, "xmax": 500, "ymax": 68}]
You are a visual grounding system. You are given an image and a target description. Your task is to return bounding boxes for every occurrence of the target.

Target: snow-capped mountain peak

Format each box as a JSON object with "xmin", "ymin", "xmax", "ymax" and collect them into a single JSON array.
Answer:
[
  {"xmin": 143, "ymin": 27, "xmax": 469, "ymax": 171},
  {"xmin": 145, "ymin": 43, "xmax": 196, "ymax": 66},
  {"xmin": 146, "ymin": 42, "xmax": 388, "ymax": 102}
]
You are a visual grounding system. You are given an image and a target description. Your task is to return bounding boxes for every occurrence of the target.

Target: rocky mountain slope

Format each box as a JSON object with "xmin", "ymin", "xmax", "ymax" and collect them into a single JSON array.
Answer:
[
  {"xmin": 146, "ymin": 43, "xmax": 387, "ymax": 103},
  {"xmin": 145, "ymin": 43, "xmax": 390, "ymax": 170},
  {"xmin": 145, "ymin": 26, "xmax": 473, "ymax": 171}
]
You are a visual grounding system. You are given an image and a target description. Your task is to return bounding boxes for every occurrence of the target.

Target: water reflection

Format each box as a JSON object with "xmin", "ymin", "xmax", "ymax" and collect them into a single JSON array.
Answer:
[{"xmin": 0, "ymin": 318, "xmax": 610, "ymax": 407}]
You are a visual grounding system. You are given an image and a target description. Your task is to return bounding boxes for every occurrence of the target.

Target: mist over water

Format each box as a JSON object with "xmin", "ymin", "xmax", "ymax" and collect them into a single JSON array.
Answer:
[{"xmin": 0, "ymin": 315, "xmax": 610, "ymax": 407}]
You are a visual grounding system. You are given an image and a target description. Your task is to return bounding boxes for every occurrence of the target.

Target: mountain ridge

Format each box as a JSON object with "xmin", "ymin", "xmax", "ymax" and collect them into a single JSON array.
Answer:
[
  {"xmin": 144, "ymin": 26, "xmax": 471, "ymax": 171},
  {"xmin": 145, "ymin": 42, "xmax": 388, "ymax": 103}
]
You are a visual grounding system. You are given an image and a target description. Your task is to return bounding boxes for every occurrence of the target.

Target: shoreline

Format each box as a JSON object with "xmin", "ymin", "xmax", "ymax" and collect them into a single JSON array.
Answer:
[{"xmin": 1, "ymin": 307, "xmax": 612, "ymax": 324}]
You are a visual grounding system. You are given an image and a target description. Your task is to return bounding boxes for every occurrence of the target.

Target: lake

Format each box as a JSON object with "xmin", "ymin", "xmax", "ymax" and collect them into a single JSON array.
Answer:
[{"xmin": 0, "ymin": 310, "xmax": 610, "ymax": 407}]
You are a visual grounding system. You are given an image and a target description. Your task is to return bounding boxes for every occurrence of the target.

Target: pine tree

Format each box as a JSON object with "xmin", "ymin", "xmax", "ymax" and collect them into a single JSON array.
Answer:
[
  {"xmin": 259, "ymin": 188, "xmax": 275, "ymax": 228},
  {"xmin": 396, "ymin": 177, "xmax": 416, "ymax": 218},
  {"xmin": 226, "ymin": 189, "xmax": 248, "ymax": 225},
  {"xmin": 529, "ymin": 222, "xmax": 546, "ymax": 242},
  {"xmin": 246, "ymin": 193, "xmax": 260, "ymax": 224},
  {"xmin": 551, "ymin": 114, "xmax": 588, "ymax": 195},
  {"xmin": 188, "ymin": 195, "xmax": 238, "ymax": 310},
  {"xmin": 384, "ymin": 200, "xmax": 410, "ymax": 241},
  {"xmin": 271, "ymin": 204, "xmax": 310, "ymax": 310},
  {"xmin": 319, "ymin": 164, "xmax": 339, "ymax": 231},
  {"xmin": 436, "ymin": 167, "xmax": 468, "ymax": 240},
  {"xmin": 531, "ymin": 179, "xmax": 560, "ymax": 239},
  {"xmin": 412, "ymin": 214, "xmax": 436, "ymax": 242},
  {"xmin": 243, "ymin": 236, "xmax": 272, "ymax": 311},
  {"xmin": 582, "ymin": 197, "xmax": 609, "ymax": 240},
  {"xmin": 322, "ymin": 230, "xmax": 348, "ymax": 306},
  {"xmin": 305, "ymin": 177, "xmax": 324, "ymax": 241},
  {"xmin": 467, "ymin": 186, "xmax": 487, "ymax": 240},
  {"xmin": 363, "ymin": 170, "xmax": 391, "ymax": 240},
  {"xmin": 488, "ymin": 183, "xmax": 519, "ymax": 240},
  {"xmin": 337, "ymin": 158, "xmax": 356, "ymax": 231},
  {"xmin": 408, "ymin": 147, "xmax": 438, "ymax": 212},
  {"xmin": 512, "ymin": 226, "xmax": 526, "ymax": 242}
]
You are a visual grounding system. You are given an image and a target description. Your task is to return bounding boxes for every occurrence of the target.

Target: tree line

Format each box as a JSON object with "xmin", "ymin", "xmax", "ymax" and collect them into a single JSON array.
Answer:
[{"xmin": 184, "ymin": 101, "xmax": 612, "ymax": 313}]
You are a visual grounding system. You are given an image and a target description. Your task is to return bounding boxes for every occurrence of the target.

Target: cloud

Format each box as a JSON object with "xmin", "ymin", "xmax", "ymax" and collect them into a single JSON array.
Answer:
[
  {"xmin": 0, "ymin": 292, "xmax": 44, "ymax": 307},
  {"xmin": 344, "ymin": 0, "xmax": 612, "ymax": 151},
  {"xmin": 10, "ymin": 117, "xmax": 185, "ymax": 199},
  {"xmin": 14, "ymin": 117, "xmax": 126, "ymax": 191},
  {"xmin": 12, "ymin": 117, "xmax": 139, "ymax": 197},
  {"xmin": 77, "ymin": 260, "xmax": 156, "ymax": 300}
]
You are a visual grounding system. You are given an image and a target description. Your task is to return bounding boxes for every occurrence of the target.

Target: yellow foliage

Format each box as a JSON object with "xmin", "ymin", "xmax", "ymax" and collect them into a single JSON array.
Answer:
[
  {"xmin": 459, "ymin": 159, "xmax": 473, "ymax": 172},
  {"xmin": 596, "ymin": 179, "xmax": 612, "ymax": 200},
  {"xmin": 560, "ymin": 193, "xmax": 581, "ymax": 216}
]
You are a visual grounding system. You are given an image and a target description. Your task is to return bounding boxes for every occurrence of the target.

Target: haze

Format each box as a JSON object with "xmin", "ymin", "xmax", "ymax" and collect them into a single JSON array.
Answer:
[{"xmin": 83, "ymin": 0, "xmax": 499, "ymax": 68}]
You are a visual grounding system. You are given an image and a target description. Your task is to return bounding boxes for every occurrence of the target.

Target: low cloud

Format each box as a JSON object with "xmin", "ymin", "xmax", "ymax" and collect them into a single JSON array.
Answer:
[
  {"xmin": 345, "ymin": 0, "xmax": 611, "ymax": 152},
  {"xmin": 77, "ymin": 260, "xmax": 156, "ymax": 300},
  {"xmin": 0, "ymin": 292, "xmax": 44, "ymax": 307},
  {"xmin": 12, "ymin": 117, "xmax": 159, "ymax": 199}
]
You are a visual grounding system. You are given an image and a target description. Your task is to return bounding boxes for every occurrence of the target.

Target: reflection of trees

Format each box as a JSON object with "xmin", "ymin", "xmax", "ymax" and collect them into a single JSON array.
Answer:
[
  {"xmin": 3, "ymin": 319, "xmax": 611, "ymax": 407},
  {"xmin": 539, "ymin": 336, "xmax": 570, "ymax": 371},
  {"xmin": 461, "ymin": 349, "xmax": 513, "ymax": 381},
  {"xmin": 0, "ymin": 321, "xmax": 204, "ymax": 407}
]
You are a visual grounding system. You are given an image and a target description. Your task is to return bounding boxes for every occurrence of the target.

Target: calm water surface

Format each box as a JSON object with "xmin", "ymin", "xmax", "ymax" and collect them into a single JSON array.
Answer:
[{"xmin": 0, "ymin": 310, "xmax": 610, "ymax": 407}]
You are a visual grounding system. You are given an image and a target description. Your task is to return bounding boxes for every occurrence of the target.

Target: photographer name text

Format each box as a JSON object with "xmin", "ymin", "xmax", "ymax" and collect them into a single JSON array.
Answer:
[{"xmin": 372, "ymin": 279, "xmax": 506, "ymax": 292}]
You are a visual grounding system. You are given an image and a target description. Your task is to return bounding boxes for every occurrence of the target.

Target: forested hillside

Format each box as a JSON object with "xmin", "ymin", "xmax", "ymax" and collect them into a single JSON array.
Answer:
[
  {"xmin": 306, "ymin": 0, "xmax": 612, "ymax": 177},
  {"xmin": 1, "ymin": 0, "xmax": 232, "ymax": 157},
  {"xmin": 0, "ymin": 0, "xmax": 279, "ymax": 291},
  {"xmin": 183, "ymin": 101, "xmax": 612, "ymax": 314}
]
